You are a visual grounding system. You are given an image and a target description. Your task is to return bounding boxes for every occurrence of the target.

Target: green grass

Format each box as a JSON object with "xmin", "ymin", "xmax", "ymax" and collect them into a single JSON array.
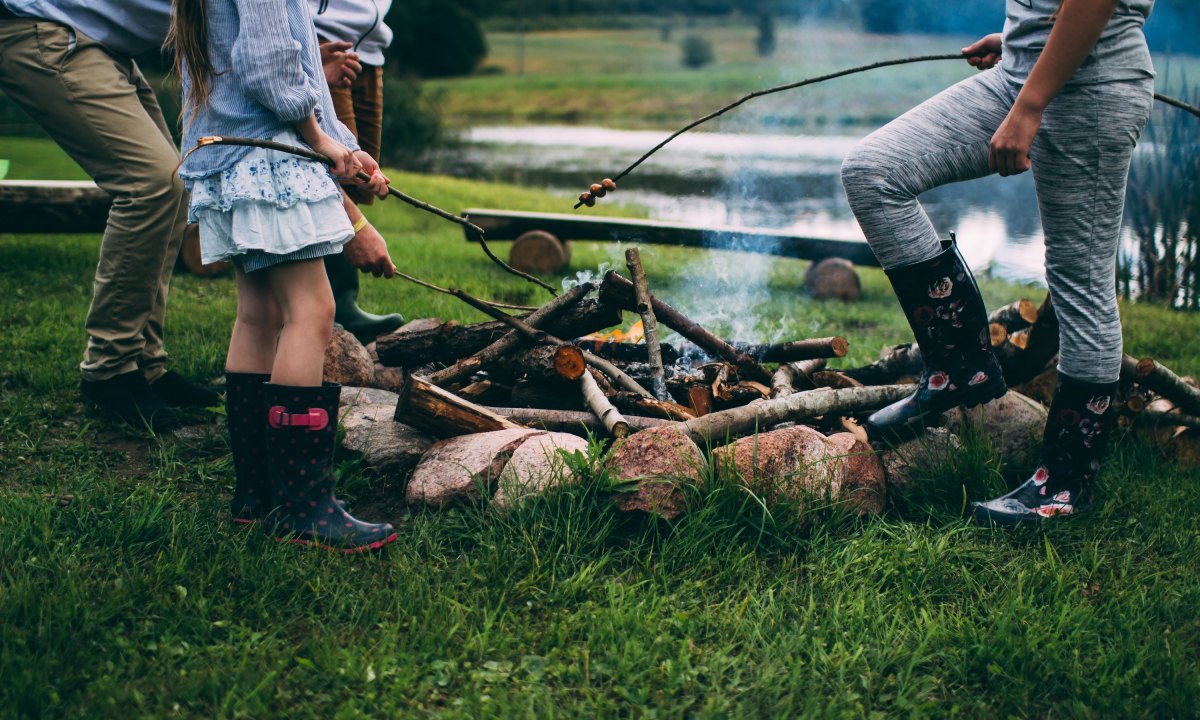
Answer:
[
  {"xmin": 2, "ymin": 137, "xmax": 1200, "ymax": 718},
  {"xmin": 429, "ymin": 23, "xmax": 1200, "ymax": 132}
]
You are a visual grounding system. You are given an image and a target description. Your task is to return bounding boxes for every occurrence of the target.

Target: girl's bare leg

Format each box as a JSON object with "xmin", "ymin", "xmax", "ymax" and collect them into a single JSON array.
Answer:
[
  {"xmin": 226, "ymin": 265, "xmax": 282, "ymax": 375},
  {"xmin": 264, "ymin": 259, "xmax": 335, "ymax": 387}
]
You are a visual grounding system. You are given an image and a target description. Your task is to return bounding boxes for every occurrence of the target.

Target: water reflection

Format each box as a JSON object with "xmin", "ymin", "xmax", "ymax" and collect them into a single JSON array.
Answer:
[{"xmin": 426, "ymin": 125, "xmax": 1143, "ymax": 286}]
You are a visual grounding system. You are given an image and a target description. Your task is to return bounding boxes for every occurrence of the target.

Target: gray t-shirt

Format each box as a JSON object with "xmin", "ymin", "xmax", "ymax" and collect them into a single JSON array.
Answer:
[{"xmin": 1001, "ymin": 0, "xmax": 1155, "ymax": 84}]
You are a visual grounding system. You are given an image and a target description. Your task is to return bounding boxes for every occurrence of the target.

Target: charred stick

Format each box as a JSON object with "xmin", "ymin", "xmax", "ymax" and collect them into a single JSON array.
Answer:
[
  {"xmin": 600, "ymin": 271, "xmax": 772, "ymax": 383},
  {"xmin": 625, "ymin": 247, "xmax": 668, "ymax": 401},
  {"xmin": 1134, "ymin": 357, "xmax": 1200, "ymax": 414},
  {"xmin": 581, "ymin": 368, "xmax": 629, "ymax": 439},
  {"xmin": 426, "ymin": 282, "xmax": 593, "ymax": 387}
]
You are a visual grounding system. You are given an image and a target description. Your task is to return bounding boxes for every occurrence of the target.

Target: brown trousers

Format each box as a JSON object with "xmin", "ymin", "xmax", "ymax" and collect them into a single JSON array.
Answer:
[
  {"xmin": 0, "ymin": 19, "xmax": 186, "ymax": 382},
  {"xmin": 328, "ymin": 64, "xmax": 383, "ymax": 205}
]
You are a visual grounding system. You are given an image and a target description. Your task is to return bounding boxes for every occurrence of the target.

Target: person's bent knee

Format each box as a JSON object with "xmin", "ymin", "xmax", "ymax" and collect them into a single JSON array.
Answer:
[{"xmin": 840, "ymin": 144, "xmax": 893, "ymax": 203}]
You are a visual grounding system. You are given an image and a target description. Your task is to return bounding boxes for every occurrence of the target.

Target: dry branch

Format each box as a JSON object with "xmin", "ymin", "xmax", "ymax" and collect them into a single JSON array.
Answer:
[
  {"xmin": 626, "ymin": 247, "xmax": 668, "ymax": 400},
  {"xmin": 581, "ymin": 369, "xmax": 629, "ymax": 438},
  {"xmin": 486, "ymin": 407, "xmax": 671, "ymax": 436},
  {"xmin": 771, "ymin": 358, "xmax": 827, "ymax": 398}
]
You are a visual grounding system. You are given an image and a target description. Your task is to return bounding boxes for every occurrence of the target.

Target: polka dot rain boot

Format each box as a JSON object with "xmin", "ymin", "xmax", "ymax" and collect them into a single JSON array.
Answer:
[
  {"xmin": 264, "ymin": 383, "xmax": 396, "ymax": 553},
  {"xmin": 867, "ymin": 239, "xmax": 1008, "ymax": 439},
  {"xmin": 972, "ymin": 373, "xmax": 1117, "ymax": 526},
  {"xmin": 225, "ymin": 372, "xmax": 272, "ymax": 525}
]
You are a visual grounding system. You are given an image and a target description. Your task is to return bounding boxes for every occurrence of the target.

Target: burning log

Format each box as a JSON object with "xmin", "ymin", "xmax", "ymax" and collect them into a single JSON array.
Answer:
[
  {"xmin": 581, "ymin": 368, "xmax": 629, "ymax": 439},
  {"xmin": 393, "ymin": 372, "xmax": 524, "ymax": 438},
  {"xmin": 502, "ymin": 344, "xmax": 587, "ymax": 383},
  {"xmin": 771, "ymin": 358, "xmax": 827, "ymax": 398},
  {"xmin": 573, "ymin": 338, "xmax": 680, "ymax": 364},
  {"xmin": 599, "ymin": 271, "xmax": 772, "ymax": 383},
  {"xmin": 625, "ymin": 247, "xmax": 669, "ymax": 401},
  {"xmin": 674, "ymin": 384, "xmax": 915, "ymax": 445},
  {"xmin": 1133, "ymin": 358, "xmax": 1200, "ymax": 414},
  {"xmin": 988, "ymin": 298, "xmax": 1039, "ymax": 332},
  {"xmin": 376, "ymin": 296, "xmax": 621, "ymax": 368},
  {"xmin": 486, "ymin": 407, "xmax": 672, "ymax": 436},
  {"xmin": 427, "ymin": 283, "xmax": 594, "ymax": 386}
]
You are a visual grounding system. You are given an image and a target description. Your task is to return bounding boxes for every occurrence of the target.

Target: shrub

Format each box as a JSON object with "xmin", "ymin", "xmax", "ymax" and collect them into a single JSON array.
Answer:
[{"xmin": 680, "ymin": 35, "xmax": 714, "ymax": 69}]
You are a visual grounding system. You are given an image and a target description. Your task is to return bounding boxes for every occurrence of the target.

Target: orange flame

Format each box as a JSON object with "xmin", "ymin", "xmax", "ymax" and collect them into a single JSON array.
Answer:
[{"xmin": 581, "ymin": 319, "xmax": 645, "ymax": 345}]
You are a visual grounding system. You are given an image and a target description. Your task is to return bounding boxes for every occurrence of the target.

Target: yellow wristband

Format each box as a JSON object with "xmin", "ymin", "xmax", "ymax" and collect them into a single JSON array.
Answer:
[{"xmin": 352, "ymin": 215, "xmax": 369, "ymax": 234}]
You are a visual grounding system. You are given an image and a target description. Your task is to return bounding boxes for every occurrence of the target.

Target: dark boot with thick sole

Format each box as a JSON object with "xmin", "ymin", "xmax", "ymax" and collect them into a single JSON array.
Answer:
[
  {"xmin": 225, "ymin": 372, "xmax": 271, "ymax": 525},
  {"xmin": 866, "ymin": 240, "xmax": 1007, "ymax": 439},
  {"xmin": 81, "ymin": 370, "xmax": 179, "ymax": 432},
  {"xmin": 326, "ymin": 253, "xmax": 404, "ymax": 344},
  {"xmin": 265, "ymin": 383, "xmax": 396, "ymax": 553},
  {"xmin": 972, "ymin": 373, "xmax": 1116, "ymax": 526},
  {"xmin": 150, "ymin": 370, "xmax": 222, "ymax": 408}
]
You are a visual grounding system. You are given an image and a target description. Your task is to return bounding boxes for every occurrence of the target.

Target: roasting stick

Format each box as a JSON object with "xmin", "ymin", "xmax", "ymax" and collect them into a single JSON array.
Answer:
[
  {"xmin": 572, "ymin": 55, "xmax": 1200, "ymax": 209},
  {"xmin": 625, "ymin": 248, "xmax": 668, "ymax": 401},
  {"xmin": 185, "ymin": 135, "xmax": 558, "ymax": 296}
]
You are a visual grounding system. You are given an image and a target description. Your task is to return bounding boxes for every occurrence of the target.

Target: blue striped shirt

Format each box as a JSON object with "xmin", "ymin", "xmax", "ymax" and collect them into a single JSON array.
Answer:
[{"xmin": 179, "ymin": 0, "xmax": 358, "ymax": 182}]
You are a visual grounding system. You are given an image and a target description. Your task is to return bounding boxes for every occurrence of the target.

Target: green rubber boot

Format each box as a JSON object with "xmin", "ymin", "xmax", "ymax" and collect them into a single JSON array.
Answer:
[{"xmin": 325, "ymin": 252, "xmax": 404, "ymax": 344}]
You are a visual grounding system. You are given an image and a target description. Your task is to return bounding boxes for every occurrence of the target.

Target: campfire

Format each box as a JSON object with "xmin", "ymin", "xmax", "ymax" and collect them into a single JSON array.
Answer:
[{"xmin": 330, "ymin": 247, "xmax": 1200, "ymax": 519}]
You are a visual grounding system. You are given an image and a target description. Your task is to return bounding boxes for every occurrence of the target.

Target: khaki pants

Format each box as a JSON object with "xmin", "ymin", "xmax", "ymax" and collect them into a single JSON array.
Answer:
[{"xmin": 0, "ymin": 18, "xmax": 186, "ymax": 382}]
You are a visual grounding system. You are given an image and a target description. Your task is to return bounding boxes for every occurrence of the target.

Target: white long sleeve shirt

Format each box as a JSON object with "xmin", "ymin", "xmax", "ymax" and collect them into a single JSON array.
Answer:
[{"xmin": 309, "ymin": 0, "xmax": 392, "ymax": 66}]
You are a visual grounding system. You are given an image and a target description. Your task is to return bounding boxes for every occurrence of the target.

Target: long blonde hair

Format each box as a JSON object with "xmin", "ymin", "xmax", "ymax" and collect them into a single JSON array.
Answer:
[{"xmin": 165, "ymin": 0, "xmax": 215, "ymax": 124}]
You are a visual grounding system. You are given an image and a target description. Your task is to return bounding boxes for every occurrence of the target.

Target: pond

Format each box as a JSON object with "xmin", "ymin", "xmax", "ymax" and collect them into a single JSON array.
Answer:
[{"xmin": 425, "ymin": 124, "xmax": 1150, "ymax": 288}]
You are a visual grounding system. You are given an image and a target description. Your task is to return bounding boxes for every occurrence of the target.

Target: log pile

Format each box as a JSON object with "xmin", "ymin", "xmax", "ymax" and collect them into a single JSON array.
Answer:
[{"xmin": 324, "ymin": 260, "xmax": 1199, "ymax": 521}]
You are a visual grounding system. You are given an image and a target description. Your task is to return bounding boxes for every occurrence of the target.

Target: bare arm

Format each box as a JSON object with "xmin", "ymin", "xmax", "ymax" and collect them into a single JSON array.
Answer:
[{"xmin": 990, "ymin": 0, "xmax": 1118, "ymax": 176}]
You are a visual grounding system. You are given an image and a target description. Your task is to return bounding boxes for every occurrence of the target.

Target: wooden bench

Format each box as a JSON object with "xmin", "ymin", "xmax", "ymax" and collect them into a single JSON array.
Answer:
[
  {"xmin": 0, "ymin": 179, "xmax": 226, "ymax": 275},
  {"xmin": 461, "ymin": 208, "xmax": 881, "ymax": 273}
]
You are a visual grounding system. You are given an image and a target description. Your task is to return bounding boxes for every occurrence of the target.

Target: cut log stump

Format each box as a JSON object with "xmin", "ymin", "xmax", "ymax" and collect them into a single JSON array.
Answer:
[
  {"xmin": 406, "ymin": 429, "xmax": 544, "ymax": 507},
  {"xmin": 804, "ymin": 257, "xmax": 861, "ymax": 302},
  {"xmin": 493, "ymin": 432, "xmax": 591, "ymax": 509},
  {"xmin": 509, "ymin": 230, "xmax": 570, "ymax": 274},
  {"xmin": 606, "ymin": 426, "xmax": 705, "ymax": 519}
]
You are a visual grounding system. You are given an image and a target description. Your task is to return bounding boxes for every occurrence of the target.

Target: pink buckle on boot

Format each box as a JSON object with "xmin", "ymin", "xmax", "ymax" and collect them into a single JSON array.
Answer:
[{"xmin": 268, "ymin": 406, "xmax": 329, "ymax": 431}]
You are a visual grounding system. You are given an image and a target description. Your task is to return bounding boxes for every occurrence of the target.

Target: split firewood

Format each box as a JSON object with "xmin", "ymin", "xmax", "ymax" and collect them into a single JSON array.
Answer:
[
  {"xmin": 376, "ymin": 296, "xmax": 620, "ymax": 368},
  {"xmin": 581, "ymin": 368, "xmax": 629, "ymax": 438},
  {"xmin": 989, "ymin": 322, "xmax": 1009, "ymax": 348},
  {"xmin": 771, "ymin": 358, "xmax": 827, "ymax": 398},
  {"xmin": 486, "ymin": 406, "xmax": 671, "ymax": 436},
  {"xmin": 842, "ymin": 344, "xmax": 923, "ymax": 386},
  {"xmin": 686, "ymin": 385, "xmax": 714, "ymax": 416},
  {"xmin": 625, "ymin": 247, "xmax": 668, "ymax": 401},
  {"xmin": 988, "ymin": 298, "xmax": 1038, "ymax": 332},
  {"xmin": 393, "ymin": 372, "xmax": 525, "ymax": 438},
  {"xmin": 674, "ymin": 383, "xmax": 915, "ymax": 445},
  {"xmin": 599, "ymin": 271, "xmax": 772, "ymax": 383},
  {"xmin": 427, "ymin": 283, "xmax": 594, "ymax": 387},
  {"xmin": 1133, "ymin": 357, "xmax": 1200, "ymax": 414}
]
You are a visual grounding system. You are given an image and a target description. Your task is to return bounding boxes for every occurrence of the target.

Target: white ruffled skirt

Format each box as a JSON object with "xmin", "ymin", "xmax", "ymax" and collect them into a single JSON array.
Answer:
[{"xmin": 187, "ymin": 130, "xmax": 352, "ymax": 270}]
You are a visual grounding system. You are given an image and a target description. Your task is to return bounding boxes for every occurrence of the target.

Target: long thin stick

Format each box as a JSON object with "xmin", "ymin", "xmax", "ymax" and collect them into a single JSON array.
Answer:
[
  {"xmin": 581, "ymin": 368, "xmax": 629, "ymax": 439},
  {"xmin": 573, "ymin": 55, "xmax": 1200, "ymax": 209},
  {"xmin": 187, "ymin": 135, "xmax": 558, "ymax": 296},
  {"xmin": 625, "ymin": 247, "xmax": 667, "ymax": 401}
]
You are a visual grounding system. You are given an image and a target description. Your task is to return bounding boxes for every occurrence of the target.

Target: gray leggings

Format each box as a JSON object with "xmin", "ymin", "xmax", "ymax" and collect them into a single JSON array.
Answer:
[{"xmin": 841, "ymin": 69, "xmax": 1153, "ymax": 383}]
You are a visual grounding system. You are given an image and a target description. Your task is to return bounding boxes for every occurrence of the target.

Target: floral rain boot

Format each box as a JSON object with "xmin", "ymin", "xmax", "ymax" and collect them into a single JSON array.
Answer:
[
  {"xmin": 971, "ymin": 374, "xmax": 1117, "ymax": 525},
  {"xmin": 265, "ymin": 383, "xmax": 396, "ymax": 553},
  {"xmin": 866, "ymin": 240, "xmax": 1007, "ymax": 438},
  {"xmin": 225, "ymin": 372, "xmax": 272, "ymax": 525}
]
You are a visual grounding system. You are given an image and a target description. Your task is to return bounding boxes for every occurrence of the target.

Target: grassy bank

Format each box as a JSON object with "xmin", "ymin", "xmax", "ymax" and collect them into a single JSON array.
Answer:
[
  {"xmin": 428, "ymin": 23, "xmax": 1200, "ymax": 132},
  {"xmin": 1, "ymin": 138, "xmax": 1199, "ymax": 717}
]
